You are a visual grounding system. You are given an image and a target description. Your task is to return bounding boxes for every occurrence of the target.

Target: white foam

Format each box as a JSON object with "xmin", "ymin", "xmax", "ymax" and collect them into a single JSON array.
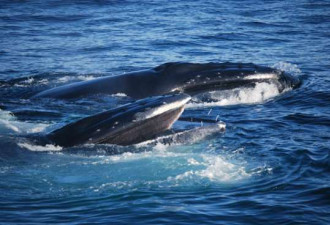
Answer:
[
  {"xmin": 14, "ymin": 78, "xmax": 48, "ymax": 87},
  {"xmin": 57, "ymin": 76, "xmax": 72, "ymax": 83},
  {"xmin": 77, "ymin": 75, "xmax": 96, "ymax": 81},
  {"xmin": 57, "ymin": 75, "xmax": 96, "ymax": 83},
  {"xmin": 35, "ymin": 79, "xmax": 49, "ymax": 85},
  {"xmin": 18, "ymin": 142, "xmax": 62, "ymax": 152},
  {"xmin": 0, "ymin": 110, "xmax": 21, "ymax": 133},
  {"xmin": 24, "ymin": 77, "xmax": 35, "ymax": 84},
  {"xmin": 0, "ymin": 120, "xmax": 21, "ymax": 133},
  {"xmin": 272, "ymin": 62, "xmax": 301, "ymax": 75},
  {"xmin": 111, "ymin": 93, "xmax": 127, "ymax": 97},
  {"xmin": 187, "ymin": 82, "xmax": 283, "ymax": 108},
  {"xmin": 85, "ymin": 143, "xmax": 252, "ymax": 184},
  {"xmin": 168, "ymin": 154, "xmax": 250, "ymax": 182},
  {"xmin": 0, "ymin": 109, "xmax": 49, "ymax": 134}
]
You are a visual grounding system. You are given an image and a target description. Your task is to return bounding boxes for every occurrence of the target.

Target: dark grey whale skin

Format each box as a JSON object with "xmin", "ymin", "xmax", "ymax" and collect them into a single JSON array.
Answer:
[
  {"xmin": 36, "ymin": 93, "xmax": 191, "ymax": 147},
  {"xmin": 33, "ymin": 62, "xmax": 300, "ymax": 99}
]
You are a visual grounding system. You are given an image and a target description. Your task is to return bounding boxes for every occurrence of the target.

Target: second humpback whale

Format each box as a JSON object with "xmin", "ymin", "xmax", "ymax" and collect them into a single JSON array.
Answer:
[
  {"xmin": 33, "ymin": 62, "xmax": 300, "ymax": 99},
  {"xmin": 31, "ymin": 93, "xmax": 191, "ymax": 147}
]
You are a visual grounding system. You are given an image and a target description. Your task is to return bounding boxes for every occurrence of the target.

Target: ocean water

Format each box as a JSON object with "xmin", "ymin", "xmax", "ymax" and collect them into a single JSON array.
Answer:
[{"xmin": 0, "ymin": 0, "xmax": 329, "ymax": 224}]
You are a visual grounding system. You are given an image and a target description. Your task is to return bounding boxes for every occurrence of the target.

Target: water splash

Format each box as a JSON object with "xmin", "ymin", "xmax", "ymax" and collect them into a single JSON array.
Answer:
[
  {"xmin": 168, "ymin": 154, "xmax": 250, "ymax": 183},
  {"xmin": 272, "ymin": 62, "xmax": 301, "ymax": 75},
  {"xmin": 0, "ymin": 109, "xmax": 49, "ymax": 134},
  {"xmin": 18, "ymin": 142, "xmax": 62, "ymax": 152},
  {"xmin": 57, "ymin": 75, "xmax": 97, "ymax": 84}
]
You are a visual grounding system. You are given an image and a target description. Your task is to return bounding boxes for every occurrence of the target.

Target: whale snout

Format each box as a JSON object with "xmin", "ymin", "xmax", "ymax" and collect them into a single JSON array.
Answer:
[{"xmin": 278, "ymin": 72, "xmax": 301, "ymax": 92}]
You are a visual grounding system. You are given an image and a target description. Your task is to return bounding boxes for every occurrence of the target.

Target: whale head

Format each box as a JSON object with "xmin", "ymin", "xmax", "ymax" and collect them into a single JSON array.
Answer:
[
  {"xmin": 46, "ymin": 93, "xmax": 191, "ymax": 147},
  {"xmin": 155, "ymin": 62, "xmax": 300, "ymax": 95}
]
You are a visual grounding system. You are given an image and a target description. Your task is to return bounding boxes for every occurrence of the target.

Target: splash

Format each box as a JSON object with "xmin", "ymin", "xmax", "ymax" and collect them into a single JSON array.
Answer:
[
  {"xmin": 13, "ymin": 77, "xmax": 49, "ymax": 87},
  {"xmin": 272, "ymin": 62, "xmax": 301, "ymax": 75},
  {"xmin": 79, "ymin": 143, "xmax": 253, "ymax": 187},
  {"xmin": 57, "ymin": 75, "xmax": 96, "ymax": 83},
  {"xmin": 169, "ymin": 155, "xmax": 250, "ymax": 182},
  {"xmin": 18, "ymin": 142, "xmax": 62, "ymax": 152},
  {"xmin": 0, "ymin": 109, "xmax": 49, "ymax": 134},
  {"xmin": 111, "ymin": 93, "xmax": 128, "ymax": 97}
]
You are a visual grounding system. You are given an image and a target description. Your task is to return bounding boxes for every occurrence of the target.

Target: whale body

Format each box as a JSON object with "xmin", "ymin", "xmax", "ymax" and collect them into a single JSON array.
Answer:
[
  {"xmin": 33, "ymin": 93, "xmax": 191, "ymax": 147},
  {"xmin": 33, "ymin": 62, "xmax": 300, "ymax": 99}
]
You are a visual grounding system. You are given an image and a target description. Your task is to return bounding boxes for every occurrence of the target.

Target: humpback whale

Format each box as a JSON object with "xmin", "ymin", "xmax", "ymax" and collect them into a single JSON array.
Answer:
[
  {"xmin": 33, "ymin": 93, "xmax": 191, "ymax": 147},
  {"xmin": 33, "ymin": 62, "xmax": 300, "ymax": 99}
]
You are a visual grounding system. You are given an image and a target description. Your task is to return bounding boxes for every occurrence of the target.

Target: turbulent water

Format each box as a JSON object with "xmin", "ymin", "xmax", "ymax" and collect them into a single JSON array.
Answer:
[{"xmin": 0, "ymin": 0, "xmax": 329, "ymax": 224}]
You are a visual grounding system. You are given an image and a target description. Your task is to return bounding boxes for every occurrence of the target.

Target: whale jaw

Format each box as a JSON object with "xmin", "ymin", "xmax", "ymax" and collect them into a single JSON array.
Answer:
[
  {"xmin": 99, "ymin": 106, "xmax": 185, "ymax": 146},
  {"xmin": 46, "ymin": 93, "xmax": 191, "ymax": 147}
]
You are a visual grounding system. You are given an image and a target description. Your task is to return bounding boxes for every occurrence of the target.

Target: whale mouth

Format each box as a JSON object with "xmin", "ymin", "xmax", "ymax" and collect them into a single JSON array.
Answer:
[
  {"xmin": 45, "ymin": 93, "xmax": 192, "ymax": 147},
  {"xmin": 182, "ymin": 72, "xmax": 300, "ymax": 96}
]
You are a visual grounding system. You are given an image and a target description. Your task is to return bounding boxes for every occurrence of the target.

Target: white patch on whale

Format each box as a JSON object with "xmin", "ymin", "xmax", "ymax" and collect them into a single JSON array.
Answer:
[
  {"xmin": 187, "ymin": 81, "xmax": 290, "ymax": 108},
  {"xmin": 243, "ymin": 73, "xmax": 278, "ymax": 80},
  {"xmin": 134, "ymin": 96, "xmax": 191, "ymax": 121}
]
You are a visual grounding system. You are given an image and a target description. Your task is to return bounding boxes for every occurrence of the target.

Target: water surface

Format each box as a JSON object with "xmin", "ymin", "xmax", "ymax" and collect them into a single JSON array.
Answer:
[{"xmin": 0, "ymin": 0, "xmax": 329, "ymax": 224}]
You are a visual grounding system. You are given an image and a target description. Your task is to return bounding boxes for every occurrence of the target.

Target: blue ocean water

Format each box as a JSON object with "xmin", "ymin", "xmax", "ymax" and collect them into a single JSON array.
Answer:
[{"xmin": 0, "ymin": 0, "xmax": 329, "ymax": 224}]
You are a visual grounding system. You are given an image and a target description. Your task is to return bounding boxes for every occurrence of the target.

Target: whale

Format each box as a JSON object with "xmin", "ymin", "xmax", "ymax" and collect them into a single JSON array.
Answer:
[
  {"xmin": 33, "ymin": 62, "xmax": 300, "ymax": 99},
  {"xmin": 31, "ymin": 93, "xmax": 191, "ymax": 147}
]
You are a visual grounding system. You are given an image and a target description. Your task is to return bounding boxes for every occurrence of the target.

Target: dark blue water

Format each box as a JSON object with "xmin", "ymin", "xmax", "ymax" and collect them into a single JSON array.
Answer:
[{"xmin": 1, "ymin": 0, "xmax": 329, "ymax": 224}]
